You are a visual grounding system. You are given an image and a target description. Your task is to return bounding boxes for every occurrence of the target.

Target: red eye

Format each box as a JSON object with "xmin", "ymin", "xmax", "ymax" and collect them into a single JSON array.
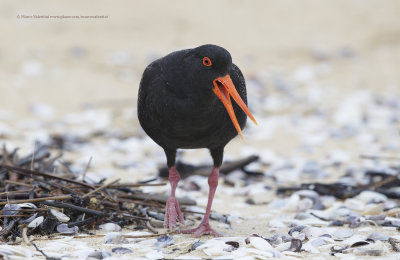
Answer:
[{"xmin": 202, "ymin": 57, "xmax": 212, "ymax": 67}]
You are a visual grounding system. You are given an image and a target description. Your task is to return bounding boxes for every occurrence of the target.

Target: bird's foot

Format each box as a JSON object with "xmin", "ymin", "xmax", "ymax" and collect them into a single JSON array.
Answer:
[
  {"xmin": 179, "ymin": 221, "xmax": 222, "ymax": 237},
  {"xmin": 164, "ymin": 196, "xmax": 184, "ymax": 229}
]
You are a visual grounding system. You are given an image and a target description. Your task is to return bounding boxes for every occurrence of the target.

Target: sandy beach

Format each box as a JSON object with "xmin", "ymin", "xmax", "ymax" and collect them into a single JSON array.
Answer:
[{"xmin": 1, "ymin": 0, "xmax": 400, "ymax": 259}]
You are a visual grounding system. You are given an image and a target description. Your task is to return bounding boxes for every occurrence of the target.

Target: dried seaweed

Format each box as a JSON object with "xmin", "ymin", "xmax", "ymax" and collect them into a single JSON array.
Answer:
[{"xmin": 0, "ymin": 144, "xmax": 193, "ymax": 243}]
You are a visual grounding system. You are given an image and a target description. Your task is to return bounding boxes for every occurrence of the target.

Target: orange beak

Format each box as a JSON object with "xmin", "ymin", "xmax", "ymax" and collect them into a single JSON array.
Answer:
[{"xmin": 212, "ymin": 75, "xmax": 257, "ymax": 139}]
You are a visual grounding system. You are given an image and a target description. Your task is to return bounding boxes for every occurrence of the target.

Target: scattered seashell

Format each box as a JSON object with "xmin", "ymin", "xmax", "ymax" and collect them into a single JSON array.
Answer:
[
  {"xmin": 355, "ymin": 191, "xmax": 387, "ymax": 204},
  {"xmin": 50, "ymin": 208, "xmax": 70, "ymax": 222},
  {"xmin": 145, "ymin": 250, "xmax": 164, "ymax": 259},
  {"xmin": 86, "ymin": 250, "xmax": 112, "ymax": 260},
  {"xmin": 385, "ymin": 217, "xmax": 400, "ymax": 227},
  {"xmin": 191, "ymin": 241, "xmax": 205, "ymax": 251},
  {"xmin": 302, "ymin": 227, "xmax": 324, "ymax": 239},
  {"xmin": 343, "ymin": 235, "xmax": 367, "ymax": 245},
  {"xmin": 0, "ymin": 245, "xmax": 31, "ymax": 258},
  {"xmin": 112, "ymin": 247, "xmax": 133, "ymax": 254},
  {"xmin": 275, "ymin": 241, "xmax": 291, "ymax": 252},
  {"xmin": 288, "ymin": 239, "xmax": 302, "ymax": 252},
  {"xmin": 199, "ymin": 241, "xmax": 231, "ymax": 256},
  {"xmin": 344, "ymin": 199, "xmax": 365, "ymax": 211},
  {"xmin": 149, "ymin": 218, "xmax": 164, "ymax": 228},
  {"xmin": 311, "ymin": 238, "xmax": 328, "ymax": 247},
  {"xmin": 225, "ymin": 241, "xmax": 240, "ymax": 248},
  {"xmin": 19, "ymin": 213, "xmax": 38, "ymax": 225},
  {"xmin": 104, "ymin": 232, "xmax": 127, "ymax": 244},
  {"xmin": 330, "ymin": 245, "xmax": 349, "ymax": 254},
  {"xmin": 28, "ymin": 216, "xmax": 44, "ymax": 229},
  {"xmin": 2, "ymin": 204, "xmax": 21, "ymax": 217},
  {"xmin": 294, "ymin": 212, "xmax": 312, "ymax": 220},
  {"xmin": 210, "ymin": 212, "xmax": 230, "ymax": 224},
  {"xmin": 351, "ymin": 241, "xmax": 370, "ymax": 247},
  {"xmin": 329, "ymin": 220, "xmax": 344, "ymax": 226},
  {"xmin": 248, "ymin": 236, "xmax": 273, "ymax": 251},
  {"xmin": 147, "ymin": 210, "xmax": 165, "ymax": 221},
  {"xmin": 288, "ymin": 225, "xmax": 307, "ymax": 236},
  {"xmin": 352, "ymin": 248, "xmax": 383, "ymax": 256},
  {"xmin": 367, "ymin": 232, "xmax": 389, "ymax": 241},
  {"xmin": 332, "ymin": 229, "xmax": 354, "ymax": 239},
  {"xmin": 264, "ymin": 234, "xmax": 283, "ymax": 245},
  {"xmin": 365, "ymin": 214, "xmax": 386, "ymax": 221},
  {"xmin": 155, "ymin": 235, "xmax": 174, "ymax": 248},
  {"xmin": 386, "ymin": 207, "xmax": 400, "ymax": 217},
  {"xmin": 362, "ymin": 203, "xmax": 384, "ymax": 216},
  {"xmin": 302, "ymin": 241, "xmax": 320, "ymax": 253},
  {"xmin": 99, "ymin": 223, "xmax": 121, "ymax": 232},
  {"xmin": 56, "ymin": 224, "xmax": 78, "ymax": 235}
]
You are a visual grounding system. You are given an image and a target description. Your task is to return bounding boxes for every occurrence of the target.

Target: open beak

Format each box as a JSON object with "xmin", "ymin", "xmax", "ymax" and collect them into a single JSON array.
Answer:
[{"xmin": 212, "ymin": 75, "xmax": 257, "ymax": 139}]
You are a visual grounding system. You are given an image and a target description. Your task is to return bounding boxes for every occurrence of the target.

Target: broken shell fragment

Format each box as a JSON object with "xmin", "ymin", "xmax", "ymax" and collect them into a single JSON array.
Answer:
[
  {"xmin": 112, "ymin": 247, "xmax": 133, "ymax": 254},
  {"xmin": 50, "ymin": 208, "xmax": 70, "ymax": 222},
  {"xmin": 28, "ymin": 216, "xmax": 44, "ymax": 229},
  {"xmin": 56, "ymin": 223, "xmax": 78, "ymax": 235},
  {"xmin": 104, "ymin": 232, "xmax": 128, "ymax": 244},
  {"xmin": 99, "ymin": 223, "xmax": 121, "ymax": 232},
  {"xmin": 362, "ymin": 203, "xmax": 384, "ymax": 216},
  {"xmin": 154, "ymin": 235, "xmax": 174, "ymax": 248},
  {"xmin": 248, "ymin": 236, "xmax": 274, "ymax": 251}
]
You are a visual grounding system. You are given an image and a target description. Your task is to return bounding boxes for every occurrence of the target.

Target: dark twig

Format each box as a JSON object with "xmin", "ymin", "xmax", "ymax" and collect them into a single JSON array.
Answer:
[
  {"xmin": 31, "ymin": 241, "xmax": 61, "ymax": 260},
  {"xmin": 0, "ymin": 195, "xmax": 72, "ymax": 206},
  {"xmin": 41, "ymin": 201, "xmax": 108, "ymax": 217},
  {"xmin": 82, "ymin": 178, "xmax": 120, "ymax": 199},
  {"xmin": 389, "ymin": 238, "xmax": 400, "ymax": 252},
  {"xmin": 118, "ymin": 193, "xmax": 196, "ymax": 205},
  {"xmin": 0, "ymin": 165, "xmax": 94, "ymax": 189}
]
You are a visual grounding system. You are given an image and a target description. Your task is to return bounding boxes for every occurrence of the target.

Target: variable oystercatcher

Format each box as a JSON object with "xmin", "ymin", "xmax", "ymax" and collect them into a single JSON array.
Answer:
[{"xmin": 138, "ymin": 44, "xmax": 257, "ymax": 236}]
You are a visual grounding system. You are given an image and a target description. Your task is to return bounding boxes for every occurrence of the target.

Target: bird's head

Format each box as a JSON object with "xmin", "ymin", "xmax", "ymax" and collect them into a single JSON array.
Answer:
[
  {"xmin": 190, "ymin": 44, "xmax": 257, "ymax": 139},
  {"xmin": 163, "ymin": 44, "xmax": 257, "ymax": 139}
]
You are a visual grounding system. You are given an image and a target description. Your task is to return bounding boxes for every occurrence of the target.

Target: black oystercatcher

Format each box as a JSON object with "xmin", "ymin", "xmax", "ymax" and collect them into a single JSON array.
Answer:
[{"xmin": 138, "ymin": 44, "xmax": 257, "ymax": 236}]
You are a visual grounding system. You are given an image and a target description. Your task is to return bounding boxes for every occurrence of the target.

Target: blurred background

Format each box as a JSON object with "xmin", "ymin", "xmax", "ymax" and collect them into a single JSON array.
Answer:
[
  {"xmin": 2, "ymin": 1, "xmax": 400, "ymax": 256},
  {"xmin": 1, "ymin": 0, "xmax": 400, "ymax": 176}
]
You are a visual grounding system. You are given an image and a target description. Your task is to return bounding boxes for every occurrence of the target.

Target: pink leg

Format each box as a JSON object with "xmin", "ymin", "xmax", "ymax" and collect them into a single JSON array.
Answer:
[
  {"xmin": 180, "ymin": 167, "xmax": 222, "ymax": 237},
  {"xmin": 164, "ymin": 167, "xmax": 184, "ymax": 229}
]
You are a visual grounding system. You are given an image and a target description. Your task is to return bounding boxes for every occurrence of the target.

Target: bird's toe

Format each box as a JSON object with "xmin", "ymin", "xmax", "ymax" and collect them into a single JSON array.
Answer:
[
  {"xmin": 164, "ymin": 196, "xmax": 184, "ymax": 229},
  {"xmin": 179, "ymin": 222, "xmax": 222, "ymax": 237}
]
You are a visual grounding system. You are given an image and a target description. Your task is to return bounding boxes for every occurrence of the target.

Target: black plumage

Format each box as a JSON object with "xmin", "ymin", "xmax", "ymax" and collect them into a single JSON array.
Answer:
[{"xmin": 137, "ymin": 44, "xmax": 256, "ymax": 236}]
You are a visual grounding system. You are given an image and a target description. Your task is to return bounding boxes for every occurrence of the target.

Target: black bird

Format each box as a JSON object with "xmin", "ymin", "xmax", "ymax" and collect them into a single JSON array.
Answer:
[{"xmin": 138, "ymin": 44, "xmax": 257, "ymax": 236}]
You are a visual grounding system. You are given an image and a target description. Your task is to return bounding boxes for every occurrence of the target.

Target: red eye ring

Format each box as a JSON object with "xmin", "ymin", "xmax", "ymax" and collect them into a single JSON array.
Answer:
[{"xmin": 202, "ymin": 57, "xmax": 212, "ymax": 67}]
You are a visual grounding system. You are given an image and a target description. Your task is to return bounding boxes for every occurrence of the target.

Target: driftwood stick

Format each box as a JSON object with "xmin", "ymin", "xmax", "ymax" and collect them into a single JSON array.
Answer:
[
  {"xmin": 117, "ymin": 198, "xmax": 165, "ymax": 208},
  {"xmin": 368, "ymin": 174, "xmax": 399, "ymax": 190},
  {"xmin": 0, "ymin": 190, "xmax": 33, "ymax": 196},
  {"xmin": 0, "ymin": 165, "xmax": 94, "ymax": 189},
  {"xmin": 67, "ymin": 217, "xmax": 97, "ymax": 228},
  {"xmin": 22, "ymin": 226, "xmax": 31, "ymax": 245},
  {"xmin": 118, "ymin": 193, "xmax": 196, "ymax": 206},
  {"xmin": 74, "ymin": 232, "xmax": 176, "ymax": 239},
  {"xmin": 0, "ymin": 195, "xmax": 72, "ymax": 206},
  {"xmin": 81, "ymin": 156, "xmax": 92, "ymax": 182},
  {"xmin": 95, "ymin": 183, "xmax": 167, "ymax": 188},
  {"xmin": 41, "ymin": 201, "xmax": 108, "ymax": 217},
  {"xmin": 118, "ymin": 213, "xmax": 149, "ymax": 221},
  {"xmin": 4, "ymin": 180, "xmax": 32, "ymax": 188},
  {"xmin": 82, "ymin": 178, "xmax": 120, "ymax": 199}
]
